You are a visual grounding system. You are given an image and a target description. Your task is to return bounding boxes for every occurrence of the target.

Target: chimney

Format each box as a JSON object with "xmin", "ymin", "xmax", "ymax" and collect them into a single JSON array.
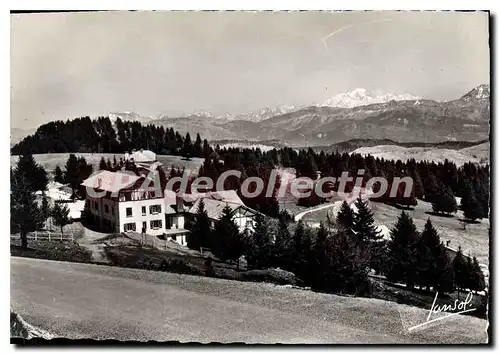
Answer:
[{"xmin": 176, "ymin": 194, "xmax": 185, "ymax": 212}]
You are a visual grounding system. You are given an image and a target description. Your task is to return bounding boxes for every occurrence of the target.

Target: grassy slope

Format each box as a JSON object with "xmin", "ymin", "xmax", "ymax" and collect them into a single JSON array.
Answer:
[
  {"xmin": 10, "ymin": 153, "xmax": 205, "ymax": 173},
  {"xmin": 369, "ymin": 200, "xmax": 489, "ymax": 268},
  {"xmin": 353, "ymin": 144, "xmax": 489, "ymax": 166}
]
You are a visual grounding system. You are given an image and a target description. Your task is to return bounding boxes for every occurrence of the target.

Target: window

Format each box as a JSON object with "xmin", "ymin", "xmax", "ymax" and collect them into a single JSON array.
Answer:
[
  {"xmin": 124, "ymin": 223, "xmax": 136, "ymax": 232},
  {"xmin": 150, "ymin": 204, "xmax": 162, "ymax": 214},
  {"xmin": 104, "ymin": 205, "xmax": 109, "ymax": 214},
  {"xmin": 126, "ymin": 207, "xmax": 133, "ymax": 217},
  {"xmin": 142, "ymin": 206, "xmax": 146, "ymax": 216},
  {"xmin": 165, "ymin": 215, "xmax": 173, "ymax": 229},
  {"xmin": 150, "ymin": 220, "xmax": 162, "ymax": 229},
  {"xmin": 111, "ymin": 206, "xmax": 115, "ymax": 215}
]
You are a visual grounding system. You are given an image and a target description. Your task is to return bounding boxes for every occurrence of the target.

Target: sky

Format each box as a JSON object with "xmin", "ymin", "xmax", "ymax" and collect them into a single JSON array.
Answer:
[{"xmin": 11, "ymin": 11, "xmax": 490, "ymax": 129}]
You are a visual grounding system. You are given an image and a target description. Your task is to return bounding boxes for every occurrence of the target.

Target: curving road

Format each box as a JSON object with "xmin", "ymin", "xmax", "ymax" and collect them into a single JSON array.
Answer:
[
  {"xmin": 294, "ymin": 187, "xmax": 373, "ymax": 223},
  {"xmin": 11, "ymin": 257, "xmax": 487, "ymax": 344}
]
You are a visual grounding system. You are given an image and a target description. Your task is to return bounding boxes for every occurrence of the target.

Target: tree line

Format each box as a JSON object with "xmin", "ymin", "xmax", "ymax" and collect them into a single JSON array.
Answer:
[
  {"xmin": 187, "ymin": 195, "xmax": 486, "ymax": 296},
  {"xmin": 12, "ymin": 116, "xmax": 213, "ymax": 159}
]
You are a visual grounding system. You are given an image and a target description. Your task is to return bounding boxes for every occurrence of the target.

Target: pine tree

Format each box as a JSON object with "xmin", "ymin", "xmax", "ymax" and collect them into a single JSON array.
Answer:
[
  {"xmin": 11, "ymin": 171, "xmax": 44, "ymax": 249},
  {"xmin": 328, "ymin": 228, "xmax": 370, "ymax": 295},
  {"xmin": 182, "ymin": 132, "xmax": 194, "ymax": 160},
  {"xmin": 193, "ymin": 133, "xmax": 203, "ymax": 158},
  {"xmin": 352, "ymin": 196, "xmax": 382, "ymax": 244},
  {"xmin": 54, "ymin": 165, "xmax": 64, "ymax": 184},
  {"xmin": 415, "ymin": 218, "xmax": 442, "ymax": 290},
  {"xmin": 471, "ymin": 256, "xmax": 486, "ymax": 292},
  {"xmin": 14, "ymin": 154, "xmax": 48, "ymax": 192},
  {"xmin": 431, "ymin": 184, "xmax": 457, "ymax": 215},
  {"xmin": 245, "ymin": 214, "xmax": 272, "ymax": 269},
  {"xmin": 187, "ymin": 199, "xmax": 211, "ymax": 251},
  {"xmin": 39, "ymin": 196, "xmax": 52, "ymax": 228},
  {"xmin": 310, "ymin": 222, "xmax": 330, "ymax": 289},
  {"xmin": 212, "ymin": 205, "xmax": 244, "ymax": 268},
  {"xmin": 336, "ymin": 201, "xmax": 354, "ymax": 233},
  {"xmin": 289, "ymin": 220, "xmax": 313, "ymax": 281},
  {"xmin": 386, "ymin": 211, "xmax": 420, "ymax": 288},
  {"xmin": 434, "ymin": 244, "xmax": 455, "ymax": 293},
  {"xmin": 64, "ymin": 154, "xmax": 80, "ymax": 197},
  {"xmin": 99, "ymin": 157, "xmax": 107, "ymax": 171},
  {"xmin": 51, "ymin": 202, "xmax": 71, "ymax": 236},
  {"xmin": 81, "ymin": 199, "xmax": 92, "ymax": 226},
  {"xmin": 461, "ymin": 186, "xmax": 483, "ymax": 222},
  {"xmin": 273, "ymin": 211, "xmax": 291, "ymax": 268},
  {"xmin": 452, "ymin": 247, "xmax": 468, "ymax": 298}
]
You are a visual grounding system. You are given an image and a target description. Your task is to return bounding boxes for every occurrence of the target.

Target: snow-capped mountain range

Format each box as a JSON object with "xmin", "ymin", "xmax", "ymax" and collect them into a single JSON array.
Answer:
[
  {"xmin": 109, "ymin": 88, "xmax": 420, "ymax": 124},
  {"xmin": 321, "ymin": 88, "xmax": 420, "ymax": 108}
]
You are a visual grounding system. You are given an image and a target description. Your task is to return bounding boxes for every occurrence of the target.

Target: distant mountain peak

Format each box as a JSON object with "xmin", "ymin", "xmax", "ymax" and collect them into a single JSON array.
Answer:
[
  {"xmin": 321, "ymin": 88, "xmax": 420, "ymax": 108},
  {"xmin": 461, "ymin": 84, "xmax": 490, "ymax": 101}
]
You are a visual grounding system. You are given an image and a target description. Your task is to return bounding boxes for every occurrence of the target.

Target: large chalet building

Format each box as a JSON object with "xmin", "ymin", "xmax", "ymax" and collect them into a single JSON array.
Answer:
[{"xmin": 81, "ymin": 150, "xmax": 260, "ymax": 246}]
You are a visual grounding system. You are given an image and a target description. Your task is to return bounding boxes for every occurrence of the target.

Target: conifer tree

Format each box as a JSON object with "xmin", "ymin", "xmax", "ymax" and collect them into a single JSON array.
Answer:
[
  {"xmin": 461, "ymin": 186, "xmax": 483, "ymax": 222},
  {"xmin": 99, "ymin": 157, "xmax": 107, "ymax": 171},
  {"xmin": 187, "ymin": 199, "xmax": 211, "ymax": 251},
  {"xmin": 328, "ymin": 228, "xmax": 370, "ymax": 295},
  {"xmin": 352, "ymin": 196, "xmax": 382, "ymax": 244},
  {"xmin": 193, "ymin": 133, "xmax": 203, "ymax": 158},
  {"xmin": 434, "ymin": 244, "xmax": 455, "ymax": 293},
  {"xmin": 310, "ymin": 222, "xmax": 330, "ymax": 289},
  {"xmin": 244, "ymin": 214, "xmax": 272, "ymax": 269},
  {"xmin": 289, "ymin": 220, "xmax": 312, "ymax": 280},
  {"xmin": 64, "ymin": 154, "xmax": 80, "ymax": 197},
  {"xmin": 39, "ymin": 196, "xmax": 52, "ymax": 228},
  {"xmin": 273, "ymin": 211, "xmax": 291, "ymax": 268},
  {"xmin": 336, "ymin": 201, "xmax": 354, "ymax": 234},
  {"xmin": 452, "ymin": 247, "xmax": 468, "ymax": 299},
  {"xmin": 54, "ymin": 165, "xmax": 64, "ymax": 184},
  {"xmin": 471, "ymin": 256, "xmax": 486, "ymax": 292},
  {"xmin": 14, "ymin": 154, "xmax": 48, "ymax": 192},
  {"xmin": 212, "ymin": 205, "xmax": 244, "ymax": 268},
  {"xmin": 11, "ymin": 170, "xmax": 44, "ymax": 249},
  {"xmin": 386, "ymin": 211, "xmax": 420, "ymax": 288},
  {"xmin": 431, "ymin": 184, "xmax": 457, "ymax": 215},
  {"xmin": 415, "ymin": 218, "xmax": 442, "ymax": 289},
  {"xmin": 182, "ymin": 132, "xmax": 194, "ymax": 160},
  {"xmin": 51, "ymin": 202, "xmax": 71, "ymax": 236}
]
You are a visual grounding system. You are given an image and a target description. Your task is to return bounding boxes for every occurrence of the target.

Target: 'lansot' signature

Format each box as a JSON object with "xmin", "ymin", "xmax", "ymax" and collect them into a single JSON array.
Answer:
[{"xmin": 408, "ymin": 292, "xmax": 476, "ymax": 332}]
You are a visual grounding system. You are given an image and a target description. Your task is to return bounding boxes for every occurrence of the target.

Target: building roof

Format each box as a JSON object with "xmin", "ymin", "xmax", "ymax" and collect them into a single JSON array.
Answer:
[
  {"xmin": 125, "ymin": 149, "xmax": 156, "ymax": 163},
  {"xmin": 179, "ymin": 190, "xmax": 244, "ymax": 205},
  {"xmin": 80, "ymin": 170, "xmax": 140, "ymax": 193},
  {"xmin": 188, "ymin": 197, "xmax": 258, "ymax": 220}
]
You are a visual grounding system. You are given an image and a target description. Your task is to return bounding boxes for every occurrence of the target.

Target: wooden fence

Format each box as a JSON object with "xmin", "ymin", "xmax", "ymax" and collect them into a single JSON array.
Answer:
[{"xmin": 10, "ymin": 231, "xmax": 74, "ymax": 242}]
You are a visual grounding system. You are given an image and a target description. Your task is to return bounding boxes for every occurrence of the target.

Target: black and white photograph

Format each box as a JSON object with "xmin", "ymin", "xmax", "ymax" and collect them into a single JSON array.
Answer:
[{"xmin": 9, "ymin": 10, "xmax": 491, "ymax": 344}]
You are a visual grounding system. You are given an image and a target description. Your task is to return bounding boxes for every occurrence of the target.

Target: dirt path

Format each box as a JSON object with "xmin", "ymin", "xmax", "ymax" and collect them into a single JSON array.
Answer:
[{"xmin": 76, "ymin": 227, "xmax": 111, "ymax": 264}]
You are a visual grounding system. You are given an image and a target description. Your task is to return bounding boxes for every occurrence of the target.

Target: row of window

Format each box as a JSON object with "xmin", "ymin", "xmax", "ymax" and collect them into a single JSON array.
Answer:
[
  {"xmin": 93, "ymin": 201, "xmax": 115, "ymax": 216},
  {"xmin": 125, "ymin": 204, "xmax": 162, "ymax": 217},
  {"xmin": 123, "ymin": 220, "xmax": 163, "ymax": 232},
  {"xmin": 92, "ymin": 201, "xmax": 162, "ymax": 217}
]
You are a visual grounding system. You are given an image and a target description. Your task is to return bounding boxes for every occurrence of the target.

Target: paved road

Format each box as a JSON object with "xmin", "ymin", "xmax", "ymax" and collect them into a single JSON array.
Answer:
[
  {"xmin": 11, "ymin": 257, "xmax": 487, "ymax": 344},
  {"xmin": 294, "ymin": 187, "xmax": 373, "ymax": 223}
]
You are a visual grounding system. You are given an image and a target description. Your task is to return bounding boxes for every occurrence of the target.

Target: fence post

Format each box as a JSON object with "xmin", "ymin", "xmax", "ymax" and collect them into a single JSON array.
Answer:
[
  {"xmin": 48, "ymin": 231, "xmax": 51, "ymax": 242},
  {"xmin": 60, "ymin": 232, "xmax": 63, "ymax": 241},
  {"xmin": 35, "ymin": 231, "xmax": 37, "ymax": 241}
]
